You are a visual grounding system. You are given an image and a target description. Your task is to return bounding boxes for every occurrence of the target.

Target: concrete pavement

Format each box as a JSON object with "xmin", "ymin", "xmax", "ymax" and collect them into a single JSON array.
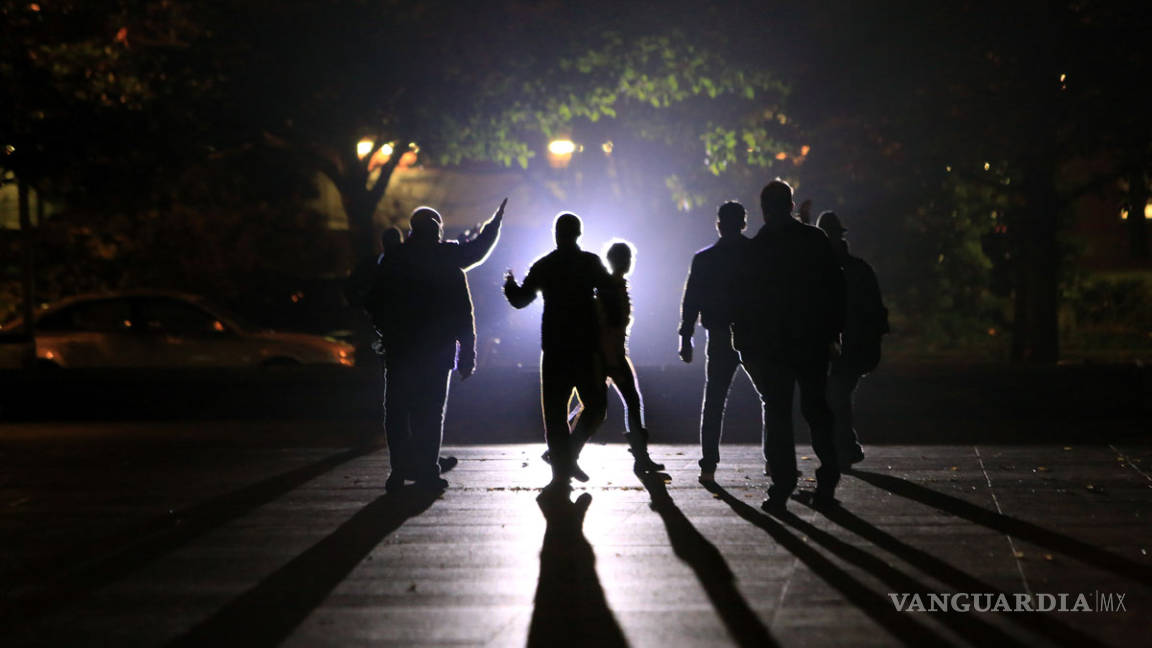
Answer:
[{"xmin": 1, "ymin": 437, "xmax": 1150, "ymax": 646}]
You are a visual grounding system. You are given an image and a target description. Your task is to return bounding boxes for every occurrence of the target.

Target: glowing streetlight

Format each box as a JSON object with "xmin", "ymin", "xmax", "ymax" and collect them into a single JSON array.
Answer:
[
  {"xmin": 548, "ymin": 139, "xmax": 576, "ymax": 155},
  {"xmin": 547, "ymin": 138, "xmax": 576, "ymax": 169},
  {"xmin": 356, "ymin": 137, "xmax": 374, "ymax": 159}
]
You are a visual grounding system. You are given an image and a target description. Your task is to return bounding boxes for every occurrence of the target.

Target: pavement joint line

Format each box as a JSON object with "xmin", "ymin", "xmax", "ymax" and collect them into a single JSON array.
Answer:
[
  {"xmin": 1108, "ymin": 443, "xmax": 1152, "ymax": 484},
  {"xmin": 973, "ymin": 445, "xmax": 1032, "ymax": 596}
]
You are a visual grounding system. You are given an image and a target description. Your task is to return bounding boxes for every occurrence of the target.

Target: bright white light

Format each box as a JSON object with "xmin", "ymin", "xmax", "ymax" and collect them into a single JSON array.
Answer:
[
  {"xmin": 548, "ymin": 139, "xmax": 576, "ymax": 155},
  {"xmin": 601, "ymin": 141, "xmax": 613, "ymax": 154},
  {"xmin": 356, "ymin": 138, "xmax": 374, "ymax": 159},
  {"xmin": 379, "ymin": 143, "xmax": 394, "ymax": 158}
]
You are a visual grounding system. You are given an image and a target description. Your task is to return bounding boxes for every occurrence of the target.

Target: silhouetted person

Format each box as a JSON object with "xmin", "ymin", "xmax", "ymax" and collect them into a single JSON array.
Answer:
[
  {"xmin": 816, "ymin": 211, "xmax": 889, "ymax": 470},
  {"xmin": 797, "ymin": 198, "xmax": 813, "ymax": 225},
  {"xmin": 596, "ymin": 241, "xmax": 664, "ymax": 472},
  {"xmin": 504, "ymin": 213, "xmax": 611, "ymax": 486},
  {"xmin": 732, "ymin": 179, "xmax": 845, "ymax": 512},
  {"xmin": 345, "ymin": 227, "xmax": 404, "ymax": 311},
  {"xmin": 409, "ymin": 198, "xmax": 506, "ymax": 271},
  {"xmin": 369, "ymin": 210, "xmax": 476, "ymax": 491},
  {"xmin": 679, "ymin": 201, "xmax": 752, "ymax": 483}
]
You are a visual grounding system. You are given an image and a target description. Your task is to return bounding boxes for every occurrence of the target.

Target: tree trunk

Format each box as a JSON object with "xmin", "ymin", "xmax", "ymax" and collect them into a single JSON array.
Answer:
[
  {"xmin": 338, "ymin": 152, "xmax": 401, "ymax": 264},
  {"xmin": 1127, "ymin": 170, "xmax": 1149, "ymax": 259},
  {"xmin": 1010, "ymin": 162, "xmax": 1060, "ymax": 363},
  {"xmin": 18, "ymin": 179, "xmax": 37, "ymax": 369}
]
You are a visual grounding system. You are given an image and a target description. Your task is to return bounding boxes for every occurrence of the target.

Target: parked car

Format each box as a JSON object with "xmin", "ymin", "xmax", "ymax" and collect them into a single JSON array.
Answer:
[{"xmin": 0, "ymin": 292, "xmax": 355, "ymax": 369}]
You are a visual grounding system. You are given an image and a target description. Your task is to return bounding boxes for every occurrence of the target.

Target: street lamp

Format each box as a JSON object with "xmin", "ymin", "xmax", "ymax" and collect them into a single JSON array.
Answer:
[{"xmin": 547, "ymin": 138, "xmax": 576, "ymax": 169}]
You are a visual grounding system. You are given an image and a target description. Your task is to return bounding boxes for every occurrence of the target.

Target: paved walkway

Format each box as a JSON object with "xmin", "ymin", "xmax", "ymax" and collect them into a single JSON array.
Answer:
[{"xmin": 2, "ymin": 442, "xmax": 1150, "ymax": 646}]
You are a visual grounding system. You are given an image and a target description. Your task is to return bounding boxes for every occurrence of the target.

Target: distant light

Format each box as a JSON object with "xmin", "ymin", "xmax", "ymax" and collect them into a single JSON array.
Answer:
[
  {"xmin": 548, "ymin": 139, "xmax": 576, "ymax": 155},
  {"xmin": 601, "ymin": 141, "xmax": 613, "ymax": 154},
  {"xmin": 1146, "ymin": 202, "xmax": 1152, "ymax": 220},
  {"xmin": 122, "ymin": 320, "xmax": 132, "ymax": 328},
  {"xmin": 212, "ymin": 321, "xmax": 225, "ymax": 332},
  {"xmin": 356, "ymin": 138, "xmax": 374, "ymax": 159},
  {"xmin": 945, "ymin": 165, "xmax": 952, "ymax": 173},
  {"xmin": 775, "ymin": 152, "xmax": 788, "ymax": 160},
  {"xmin": 988, "ymin": 328, "xmax": 997, "ymax": 336},
  {"xmin": 28, "ymin": 3, "xmax": 40, "ymax": 11},
  {"xmin": 45, "ymin": 350, "xmax": 55, "ymax": 359},
  {"xmin": 408, "ymin": 142, "xmax": 420, "ymax": 153},
  {"xmin": 800, "ymin": 145, "xmax": 811, "ymax": 156},
  {"xmin": 1121, "ymin": 209, "xmax": 1128, "ymax": 220},
  {"xmin": 3, "ymin": 144, "xmax": 13, "ymax": 155},
  {"xmin": 1059, "ymin": 73, "xmax": 1066, "ymax": 83},
  {"xmin": 983, "ymin": 162, "xmax": 991, "ymax": 171}
]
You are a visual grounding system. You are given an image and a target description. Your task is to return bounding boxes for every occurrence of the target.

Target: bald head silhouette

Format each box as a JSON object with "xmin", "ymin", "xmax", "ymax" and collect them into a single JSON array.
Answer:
[{"xmin": 555, "ymin": 212, "xmax": 582, "ymax": 249}]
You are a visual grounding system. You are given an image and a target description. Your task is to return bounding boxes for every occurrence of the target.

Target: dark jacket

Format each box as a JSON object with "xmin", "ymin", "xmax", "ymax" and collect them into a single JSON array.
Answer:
[
  {"xmin": 732, "ymin": 219, "xmax": 845, "ymax": 361},
  {"xmin": 679, "ymin": 235, "xmax": 750, "ymax": 335},
  {"xmin": 504, "ymin": 246, "xmax": 612, "ymax": 354},
  {"xmin": 368, "ymin": 239, "xmax": 476, "ymax": 371},
  {"xmin": 834, "ymin": 242, "xmax": 888, "ymax": 374}
]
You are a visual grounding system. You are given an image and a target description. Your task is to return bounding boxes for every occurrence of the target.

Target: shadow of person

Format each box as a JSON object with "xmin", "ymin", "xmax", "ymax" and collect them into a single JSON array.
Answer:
[
  {"xmin": 168, "ymin": 486, "xmax": 442, "ymax": 648},
  {"xmin": 804, "ymin": 498, "xmax": 1107, "ymax": 648},
  {"xmin": 639, "ymin": 473, "xmax": 778, "ymax": 648},
  {"xmin": 850, "ymin": 469, "xmax": 1152, "ymax": 586},
  {"xmin": 780, "ymin": 493, "xmax": 1026, "ymax": 646},
  {"xmin": 7, "ymin": 447, "xmax": 368, "ymax": 619},
  {"xmin": 528, "ymin": 491, "xmax": 628, "ymax": 648},
  {"xmin": 702, "ymin": 482, "xmax": 945, "ymax": 645}
]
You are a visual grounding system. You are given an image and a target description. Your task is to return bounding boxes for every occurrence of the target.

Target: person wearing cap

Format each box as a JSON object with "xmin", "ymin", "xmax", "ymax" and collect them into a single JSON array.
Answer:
[
  {"xmin": 678, "ymin": 201, "xmax": 753, "ymax": 483},
  {"xmin": 816, "ymin": 210, "xmax": 889, "ymax": 470},
  {"xmin": 731, "ymin": 179, "xmax": 845, "ymax": 512}
]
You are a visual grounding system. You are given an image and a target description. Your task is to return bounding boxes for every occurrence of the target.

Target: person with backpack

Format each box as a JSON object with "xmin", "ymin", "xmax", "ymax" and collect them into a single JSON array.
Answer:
[{"xmin": 816, "ymin": 211, "xmax": 889, "ymax": 470}]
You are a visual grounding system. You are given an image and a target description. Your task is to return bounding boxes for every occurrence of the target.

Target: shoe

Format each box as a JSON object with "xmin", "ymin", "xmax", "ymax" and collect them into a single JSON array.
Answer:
[
  {"xmin": 571, "ymin": 460, "xmax": 590, "ymax": 483},
  {"xmin": 385, "ymin": 473, "xmax": 406, "ymax": 492},
  {"xmin": 626, "ymin": 431, "xmax": 664, "ymax": 473},
  {"xmin": 438, "ymin": 456, "xmax": 459, "ymax": 474},
  {"xmin": 813, "ymin": 486, "xmax": 837, "ymax": 508},
  {"xmin": 632, "ymin": 453, "xmax": 665, "ymax": 474},
  {"xmin": 761, "ymin": 495, "xmax": 787, "ymax": 515},
  {"xmin": 839, "ymin": 446, "xmax": 865, "ymax": 471},
  {"xmin": 543, "ymin": 450, "xmax": 589, "ymax": 481},
  {"xmin": 698, "ymin": 469, "xmax": 715, "ymax": 484},
  {"xmin": 413, "ymin": 476, "xmax": 449, "ymax": 491}
]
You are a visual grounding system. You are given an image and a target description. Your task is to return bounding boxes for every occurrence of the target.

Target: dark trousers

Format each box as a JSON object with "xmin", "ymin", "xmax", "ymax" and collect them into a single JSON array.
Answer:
[
  {"xmin": 741, "ymin": 350, "xmax": 840, "ymax": 498},
  {"xmin": 384, "ymin": 357, "xmax": 452, "ymax": 481},
  {"xmin": 699, "ymin": 329, "xmax": 742, "ymax": 472},
  {"xmin": 541, "ymin": 350, "xmax": 607, "ymax": 476},
  {"xmin": 606, "ymin": 356, "xmax": 644, "ymax": 435},
  {"xmin": 827, "ymin": 367, "xmax": 863, "ymax": 459}
]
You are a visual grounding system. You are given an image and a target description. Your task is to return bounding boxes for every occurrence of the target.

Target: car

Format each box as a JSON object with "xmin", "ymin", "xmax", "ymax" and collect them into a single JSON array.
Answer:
[{"xmin": 0, "ymin": 292, "xmax": 355, "ymax": 369}]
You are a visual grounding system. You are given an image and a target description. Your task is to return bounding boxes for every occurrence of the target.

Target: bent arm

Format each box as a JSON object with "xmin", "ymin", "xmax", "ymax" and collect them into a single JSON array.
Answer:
[
  {"xmin": 504, "ymin": 264, "xmax": 540, "ymax": 308},
  {"xmin": 454, "ymin": 204, "xmax": 505, "ymax": 271}
]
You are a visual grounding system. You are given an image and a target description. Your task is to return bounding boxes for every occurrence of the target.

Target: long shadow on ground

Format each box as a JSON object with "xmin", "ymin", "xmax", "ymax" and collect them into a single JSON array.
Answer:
[
  {"xmin": 807, "ymin": 498, "xmax": 1107, "ymax": 647},
  {"xmin": 528, "ymin": 490, "xmax": 628, "ymax": 648},
  {"xmin": 168, "ymin": 486, "xmax": 441, "ymax": 647},
  {"xmin": 705, "ymin": 483, "xmax": 947, "ymax": 645},
  {"xmin": 850, "ymin": 470, "xmax": 1152, "ymax": 586},
  {"xmin": 639, "ymin": 473, "xmax": 779, "ymax": 648},
  {"xmin": 3, "ymin": 447, "xmax": 367, "ymax": 619}
]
